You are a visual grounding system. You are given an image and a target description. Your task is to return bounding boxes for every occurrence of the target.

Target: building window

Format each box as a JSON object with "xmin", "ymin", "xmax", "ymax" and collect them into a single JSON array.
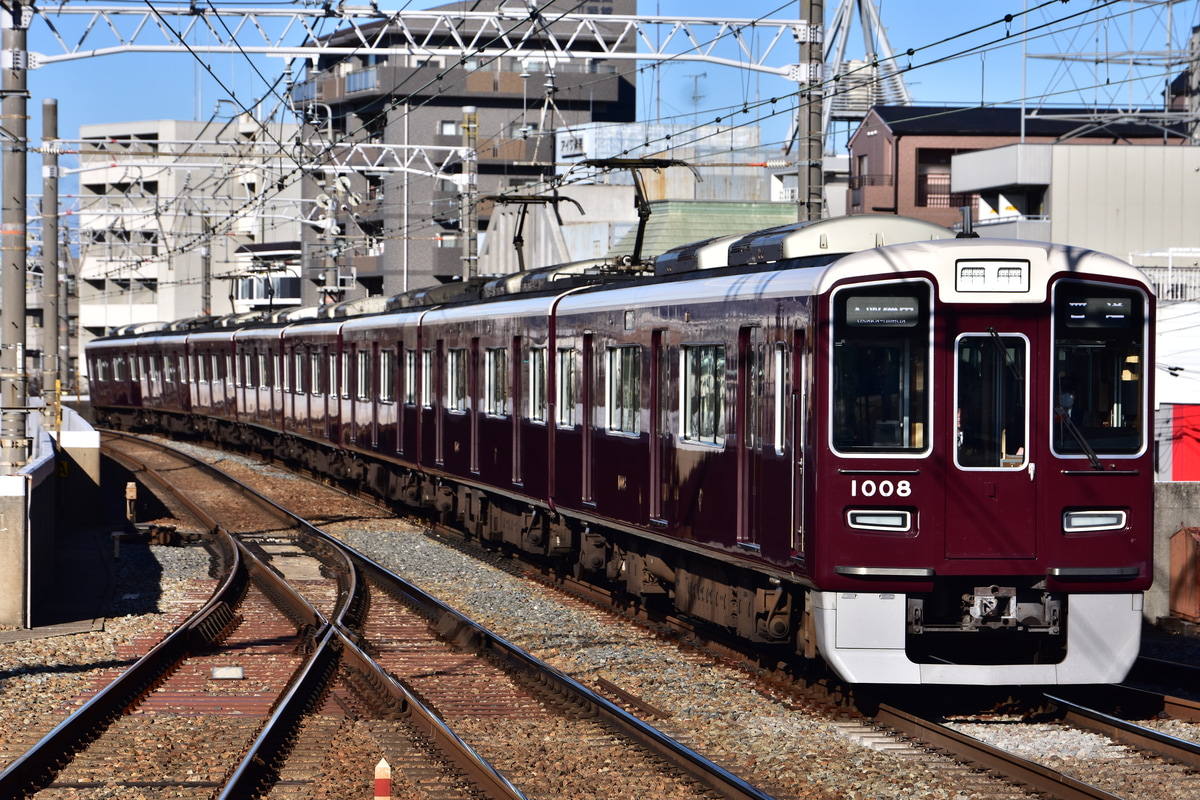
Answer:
[
  {"xmin": 485, "ymin": 347, "xmax": 508, "ymax": 417},
  {"xmin": 440, "ymin": 120, "xmax": 460, "ymax": 136},
  {"xmin": 556, "ymin": 347, "xmax": 576, "ymax": 427},
  {"xmin": 529, "ymin": 347, "xmax": 547, "ymax": 422},
  {"xmin": 447, "ymin": 348, "xmax": 468, "ymax": 412},
  {"xmin": 607, "ymin": 345, "xmax": 641, "ymax": 435},
  {"xmin": 681, "ymin": 345, "xmax": 725, "ymax": 445}
]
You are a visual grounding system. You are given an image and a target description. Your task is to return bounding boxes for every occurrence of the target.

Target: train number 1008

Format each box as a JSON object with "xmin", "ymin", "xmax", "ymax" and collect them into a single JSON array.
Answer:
[{"xmin": 849, "ymin": 479, "xmax": 912, "ymax": 498}]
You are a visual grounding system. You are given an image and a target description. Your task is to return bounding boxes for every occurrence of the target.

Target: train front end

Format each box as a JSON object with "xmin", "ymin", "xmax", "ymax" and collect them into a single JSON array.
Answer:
[{"xmin": 809, "ymin": 238, "xmax": 1153, "ymax": 684}]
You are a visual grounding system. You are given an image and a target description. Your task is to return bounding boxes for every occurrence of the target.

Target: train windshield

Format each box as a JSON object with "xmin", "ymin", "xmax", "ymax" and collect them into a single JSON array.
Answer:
[
  {"xmin": 1051, "ymin": 283, "xmax": 1147, "ymax": 457},
  {"xmin": 831, "ymin": 283, "xmax": 931, "ymax": 454}
]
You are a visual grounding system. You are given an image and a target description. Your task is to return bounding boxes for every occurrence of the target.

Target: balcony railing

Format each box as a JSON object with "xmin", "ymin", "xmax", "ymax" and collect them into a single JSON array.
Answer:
[
  {"xmin": 848, "ymin": 173, "xmax": 893, "ymax": 190},
  {"xmin": 916, "ymin": 173, "xmax": 975, "ymax": 209}
]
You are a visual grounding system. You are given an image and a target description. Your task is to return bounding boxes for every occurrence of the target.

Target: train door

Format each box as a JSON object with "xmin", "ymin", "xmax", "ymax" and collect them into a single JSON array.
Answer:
[
  {"xmin": 512, "ymin": 337, "xmax": 523, "ymax": 486},
  {"xmin": 582, "ymin": 333, "xmax": 595, "ymax": 505},
  {"xmin": 434, "ymin": 339, "xmax": 445, "ymax": 464},
  {"xmin": 790, "ymin": 332, "xmax": 807, "ymax": 557},
  {"xmin": 469, "ymin": 338, "xmax": 480, "ymax": 473},
  {"xmin": 649, "ymin": 330, "xmax": 669, "ymax": 524},
  {"xmin": 946, "ymin": 314, "xmax": 1037, "ymax": 558},
  {"xmin": 738, "ymin": 326, "xmax": 766, "ymax": 547}
]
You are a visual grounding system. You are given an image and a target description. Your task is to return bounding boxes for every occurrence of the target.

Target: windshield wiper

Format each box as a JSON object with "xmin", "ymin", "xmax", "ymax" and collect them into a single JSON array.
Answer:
[{"xmin": 1055, "ymin": 407, "xmax": 1104, "ymax": 470}]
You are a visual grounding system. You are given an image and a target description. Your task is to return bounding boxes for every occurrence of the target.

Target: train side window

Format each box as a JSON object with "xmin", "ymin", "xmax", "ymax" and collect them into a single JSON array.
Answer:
[
  {"xmin": 356, "ymin": 349, "xmax": 371, "ymax": 402},
  {"xmin": 774, "ymin": 342, "xmax": 788, "ymax": 455},
  {"xmin": 447, "ymin": 348, "xmax": 468, "ymax": 412},
  {"xmin": 341, "ymin": 352, "xmax": 352, "ymax": 399},
  {"xmin": 530, "ymin": 347, "xmax": 548, "ymax": 423},
  {"xmin": 556, "ymin": 348, "xmax": 576, "ymax": 428},
  {"xmin": 113, "ymin": 355, "xmax": 126, "ymax": 382},
  {"xmin": 421, "ymin": 349, "xmax": 434, "ymax": 408},
  {"xmin": 380, "ymin": 349, "xmax": 396, "ymax": 403},
  {"xmin": 311, "ymin": 353, "xmax": 323, "ymax": 396},
  {"xmin": 404, "ymin": 349, "xmax": 417, "ymax": 405},
  {"xmin": 681, "ymin": 344, "xmax": 725, "ymax": 446},
  {"xmin": 607, "ymin": 345, "xmax": 641, "ymax": 435},
  {"xmin": 831, "ymin": 283, "xmax": 931, "ymax": 455},
  {"xmin": 293, "ymin": 352, "xmax": 306, "ymax": 394},
  {"xmin": 485, "ymin": 347, "xmax": 509, "ymax": 417}
]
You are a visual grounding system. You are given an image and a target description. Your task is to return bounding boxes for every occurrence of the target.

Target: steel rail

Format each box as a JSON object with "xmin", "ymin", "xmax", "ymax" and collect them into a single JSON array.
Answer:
[
  {"xmin": 873, "ymin": 703, "xmax": 1125, "ymax": 800},
  {"xmin": 351, "ymin": 550, "xmax": 779, "ymax": 800},
  {"xmin": 100, "ymin": 433, "xmax": 528, "ymax": 800},
  {"xmin": 0, "ymin": 458, "xmax": 245, "ymax": 797},
  {"xmin": 1046, "ymin": 692, "xmax": 1200, "ymax": 771}
]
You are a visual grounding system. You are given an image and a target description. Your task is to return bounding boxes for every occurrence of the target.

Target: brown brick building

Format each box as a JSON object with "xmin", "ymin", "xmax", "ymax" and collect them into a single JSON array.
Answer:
[{"xmin": 846, "ymin": 106, "xmax": 1189, "ymax": 228}]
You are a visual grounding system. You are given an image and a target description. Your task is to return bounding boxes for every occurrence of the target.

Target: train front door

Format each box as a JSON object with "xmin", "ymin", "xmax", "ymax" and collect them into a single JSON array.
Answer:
[{"xmin": 945, "ymin": 314, "xmax": 1038, "ymax": 559}]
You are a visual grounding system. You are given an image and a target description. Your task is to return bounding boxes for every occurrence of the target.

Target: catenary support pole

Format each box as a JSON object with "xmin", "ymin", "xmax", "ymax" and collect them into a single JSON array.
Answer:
[
  {"xmin": 0, "ymin": 2, "xmax": 30, "ymax": 473},
  {"xmin": 41, "ymin": 98, "xmax": 59, "ymax": 428}
]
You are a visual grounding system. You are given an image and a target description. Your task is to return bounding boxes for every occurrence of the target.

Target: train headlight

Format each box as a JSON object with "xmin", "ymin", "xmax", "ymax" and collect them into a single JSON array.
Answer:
[
  {"xmin": 847, "ymin": 509, "xmax": 912, "ymax": 532},
  {"xmin": 1062, "ymin": 510, "xmax": 1127, "ymax": 533}
]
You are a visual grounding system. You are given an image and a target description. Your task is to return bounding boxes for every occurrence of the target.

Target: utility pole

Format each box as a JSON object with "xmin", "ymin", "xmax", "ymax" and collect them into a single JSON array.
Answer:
[
  {"xmin": 460, "ymin": 105, "xmax": 478, "ymax": 281},
  {"xmin": 797, "ymin": 0, "xmax": 824, "ymax": 222},
  {"xmin": 41, "ymin": 98, "xmax": 60, "ymax": 428},
  {"xmin": 1, "ymin": 2, "xmax": 30, "ymax": 473}
]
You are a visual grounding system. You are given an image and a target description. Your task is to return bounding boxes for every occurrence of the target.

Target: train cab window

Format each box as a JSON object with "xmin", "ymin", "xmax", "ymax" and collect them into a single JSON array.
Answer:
[
  {"xmin": 831, "ymin": 284, "xmax": 931, "ymax": 455},
  {"xmin": 607, "ymin": 345, "xmax": 641, "ymax": 435},
  {"xmin": 1051, "ymin": 284, "xmax": 1147, "ymax": 457},
  {"xmin": 404, "ymin": 349, "xmax": 418, "ymax": 405},
  {"xmin": 681, "ymin": 344, "xmax": 725, "ymax": 445},
  {"xmin": 447, "ymin": 348, "xmax": 468, "ymax": 412},
  {"xmin": 530, "ymin": 347, "xmax": 548, "ymax": 423},
  {"xmin": 380, "ymin": 349, "xmax": 395, "ymax": 403},
  {"xmin": 485, "ymin": 347, "xmax": 509, "ymax": 417},
  {"xmin": 955, "ymin": 334, "xmax": 1028, "ymax": 469},
  {"xmin": 556, "ymin": 348, "xmax": 577, "ymax": 427}
]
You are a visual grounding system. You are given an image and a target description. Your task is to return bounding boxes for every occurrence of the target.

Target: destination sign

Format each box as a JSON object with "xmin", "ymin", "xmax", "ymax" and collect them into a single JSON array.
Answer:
[
  {"xmin": 846, "ymin": 296, "xmax": 920, "ymax": 327},
  {"xmin": 1062, "ymin": 297, "xmax": 1133, "ymax": 329}
]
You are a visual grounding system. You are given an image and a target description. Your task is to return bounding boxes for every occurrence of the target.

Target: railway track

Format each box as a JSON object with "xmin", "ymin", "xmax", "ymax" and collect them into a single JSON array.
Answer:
[
  {"xmin": 69, "ymin": 431, "xmax": 1200, "ymax": 800},
  {"xmin": 2, "ymin": 433, "xmax": 783, "ymax": 799}
]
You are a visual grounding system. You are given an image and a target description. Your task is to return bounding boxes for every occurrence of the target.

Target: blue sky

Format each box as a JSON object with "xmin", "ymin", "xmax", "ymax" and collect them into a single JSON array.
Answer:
[{"xmin": 20, "ymin": 0, "xmax": 1199, "ymax": 196}]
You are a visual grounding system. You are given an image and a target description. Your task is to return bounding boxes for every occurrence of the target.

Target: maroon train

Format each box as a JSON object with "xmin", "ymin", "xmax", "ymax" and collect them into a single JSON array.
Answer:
[{"xmin": 87, "ymin": 215, "xmax": 1155, "ymax": 685}]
